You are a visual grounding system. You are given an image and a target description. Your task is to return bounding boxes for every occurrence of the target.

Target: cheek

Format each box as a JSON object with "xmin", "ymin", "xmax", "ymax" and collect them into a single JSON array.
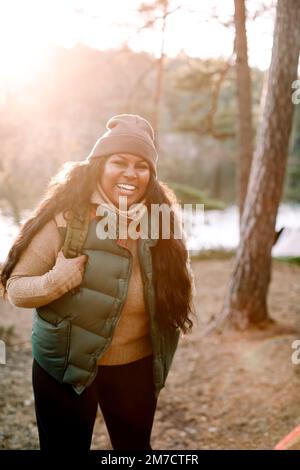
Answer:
[
  {"xmin": 101, "ymin": 166, "xmax": 119, "ymax": 185},
  {"xmin": 140, "ymin": 171, "xmax": 150, "ymax": 186},
  {"xmin": 139, "ymin": 172, "xmax": 150, "ymax": 189}
]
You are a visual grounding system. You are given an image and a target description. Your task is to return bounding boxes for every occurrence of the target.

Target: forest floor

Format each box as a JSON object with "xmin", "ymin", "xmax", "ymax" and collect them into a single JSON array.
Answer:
[{"xmin": 0, "ymin": 257, "xmax": 300, "ymax": 450}]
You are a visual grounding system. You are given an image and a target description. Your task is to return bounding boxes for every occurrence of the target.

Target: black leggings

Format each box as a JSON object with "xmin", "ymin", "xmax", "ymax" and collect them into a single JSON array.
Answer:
[{"xmin": 32, "ymin": 354, "xmax": 157, "ymax": 451}]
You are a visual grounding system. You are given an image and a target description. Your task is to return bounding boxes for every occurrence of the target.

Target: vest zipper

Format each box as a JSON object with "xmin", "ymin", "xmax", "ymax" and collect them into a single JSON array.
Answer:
[{"xmin": 95, "ymin": 240, "xmax": 133, "ymax": 362}]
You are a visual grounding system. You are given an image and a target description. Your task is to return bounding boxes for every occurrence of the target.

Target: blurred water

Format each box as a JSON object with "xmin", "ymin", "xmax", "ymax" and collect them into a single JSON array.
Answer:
[
  {"xmin": 183, "ymin": 202, "xmax": 300, "ymax": 256},
  {"xmin": 1, "ymin": 203, "xmax": 300, "ymax": 262},
  {"xmin": 0, "ymin": 212, "xmax": 20, "ymax": 263}
]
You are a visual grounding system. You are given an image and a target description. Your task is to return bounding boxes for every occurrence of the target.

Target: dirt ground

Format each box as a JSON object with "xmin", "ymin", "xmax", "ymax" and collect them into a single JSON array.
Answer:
[{"xmin": 0, "ymin": 257, "xmax": 300, "ymax": 450}]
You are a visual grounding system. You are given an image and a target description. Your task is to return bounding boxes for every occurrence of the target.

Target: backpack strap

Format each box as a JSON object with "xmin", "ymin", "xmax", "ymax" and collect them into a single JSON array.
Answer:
[{"xmin": 62, "ymin": 203, "xmax": 91, "ymax": 258}]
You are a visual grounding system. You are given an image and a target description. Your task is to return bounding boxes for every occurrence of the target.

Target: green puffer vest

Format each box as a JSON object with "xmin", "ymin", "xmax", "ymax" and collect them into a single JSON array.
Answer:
[{"xmin": 32, "ymin": 205, "xmax": 180, "ymax": 399}]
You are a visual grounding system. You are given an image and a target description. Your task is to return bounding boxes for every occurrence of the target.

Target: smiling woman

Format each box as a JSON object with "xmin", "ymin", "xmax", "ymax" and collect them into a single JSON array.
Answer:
[
  {"xmin": 1, "ymin": 113, "xmax": 195, "ymax": 451},
  {"xmin": 87, "ymin": 114, "xmax": 158, "ymax": 209},
  {"xmin": 100, "ymin": 154, "xmax": 150, "ymax": 208}
]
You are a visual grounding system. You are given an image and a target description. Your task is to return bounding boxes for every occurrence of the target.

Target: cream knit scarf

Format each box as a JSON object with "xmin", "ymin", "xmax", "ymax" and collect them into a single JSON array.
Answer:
[{"xmin": 95, "ymin": 182, "xmax": 148, "ymax": 238}]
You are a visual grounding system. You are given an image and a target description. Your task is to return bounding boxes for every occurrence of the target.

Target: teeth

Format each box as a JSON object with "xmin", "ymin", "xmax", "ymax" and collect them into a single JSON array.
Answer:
[{"xmin": 117, "ymin": 183, "xmax": 136, "ymax": 190}]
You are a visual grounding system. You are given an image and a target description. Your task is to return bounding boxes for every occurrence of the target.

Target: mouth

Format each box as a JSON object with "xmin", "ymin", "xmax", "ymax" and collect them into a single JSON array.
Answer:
[{"xmin": 116, "ymin": 183, "xmax": 137, "ymax": 193}]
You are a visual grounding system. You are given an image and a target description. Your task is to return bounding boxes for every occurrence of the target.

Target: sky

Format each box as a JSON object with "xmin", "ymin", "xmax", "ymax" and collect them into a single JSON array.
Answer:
[{"xmin": 0, "ymin": 0, "xmax": 276, "ymax": 91}]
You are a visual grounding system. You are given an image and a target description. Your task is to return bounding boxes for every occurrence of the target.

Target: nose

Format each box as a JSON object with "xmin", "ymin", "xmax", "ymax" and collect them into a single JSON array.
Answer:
[{"xmin": 122, "ymin": 164, "xmax": 137, "ymax": 179}]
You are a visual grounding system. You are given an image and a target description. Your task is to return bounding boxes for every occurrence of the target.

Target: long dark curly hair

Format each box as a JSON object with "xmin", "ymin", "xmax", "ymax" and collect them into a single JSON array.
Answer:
[{"xmin": 0, "ymin": 158, "xmax": 195, "ymax": 334}]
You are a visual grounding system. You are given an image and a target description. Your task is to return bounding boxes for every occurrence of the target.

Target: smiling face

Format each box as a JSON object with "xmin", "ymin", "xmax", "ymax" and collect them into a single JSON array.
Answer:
[{"xmin": 99, "ymin": 153, "xmax": 151, "ymax": 208}]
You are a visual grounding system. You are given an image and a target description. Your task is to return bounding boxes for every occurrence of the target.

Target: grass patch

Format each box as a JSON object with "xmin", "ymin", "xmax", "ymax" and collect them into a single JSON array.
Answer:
[
  {"xmin": 190, "ymin": 248, "xmax": 236, "ymax": 260},
  {"xmin": 273, "ymin": 256, "xmax": 300, "ymax": 266},
  {"xmin": 0, "ymin": 324, "xmax": 16, "ymax": 345},
  {"xmin": 191, "ymin": 252, "xmax": 300, "ymax": 264}
]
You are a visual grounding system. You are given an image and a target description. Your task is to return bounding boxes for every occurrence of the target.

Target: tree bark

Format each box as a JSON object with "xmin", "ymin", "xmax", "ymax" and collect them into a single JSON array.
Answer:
[
  {"xmin": 152, "ymin": 0, "xmax": 169, "ymax": 141},
  {"xmin": 234, "ymin": 0, "xmax": 254, "ymax": 224},
  {"xmin": 219, "ymin": 0, "xmax": 300, "ymax": 329}
]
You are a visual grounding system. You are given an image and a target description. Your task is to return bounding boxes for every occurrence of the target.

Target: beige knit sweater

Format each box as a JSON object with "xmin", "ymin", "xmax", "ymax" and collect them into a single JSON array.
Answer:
[{"xmin": 6, "ymin": 187, "xmax": 153, "ymax": 365}]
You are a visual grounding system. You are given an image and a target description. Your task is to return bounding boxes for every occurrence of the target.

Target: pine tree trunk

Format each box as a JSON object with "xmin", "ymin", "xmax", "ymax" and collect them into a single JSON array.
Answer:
[
  {"xmin": 234, "ymin": 0, "xmax": 254, "ymax": 223},
  {"xmin": 219, "ymin": 0, "xmax": 300, "ymax": 329}
]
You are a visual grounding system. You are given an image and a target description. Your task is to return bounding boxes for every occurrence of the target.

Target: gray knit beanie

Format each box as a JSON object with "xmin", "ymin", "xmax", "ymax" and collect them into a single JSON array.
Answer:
[{"xmin": 86, "ymin": 114, "xmax": 158, "ymax": 176}]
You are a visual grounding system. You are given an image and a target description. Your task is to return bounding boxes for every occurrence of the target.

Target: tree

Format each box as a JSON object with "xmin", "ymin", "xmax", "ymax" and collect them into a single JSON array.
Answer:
[
  {"xmin": 216, "ymin": 0, "xmax": 300, "ymax": 329},
  {"xmin": 137, "ymin": 0, "xmax": 181, "ymax": 139},
  {"xmin": 234, "ymin": 0, "xmax": 254, "ymax": 223}
]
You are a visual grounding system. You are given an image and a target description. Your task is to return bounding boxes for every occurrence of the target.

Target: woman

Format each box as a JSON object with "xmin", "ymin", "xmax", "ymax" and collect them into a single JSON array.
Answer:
[{"xmin": 1, "ymin": 114, "xmax": 195, "ymax": 451}]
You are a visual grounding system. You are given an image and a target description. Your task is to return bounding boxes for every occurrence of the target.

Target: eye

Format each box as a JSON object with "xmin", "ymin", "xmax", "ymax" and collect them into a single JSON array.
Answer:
[{"xmin": 136, "ymin": 163, "xmax": 149, "ymax": 170}]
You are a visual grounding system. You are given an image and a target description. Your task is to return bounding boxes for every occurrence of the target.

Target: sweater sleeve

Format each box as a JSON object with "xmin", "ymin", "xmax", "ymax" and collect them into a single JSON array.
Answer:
[{"xmin": 6, "ymin": 218, "xmax": 80, "ymax": 309}]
